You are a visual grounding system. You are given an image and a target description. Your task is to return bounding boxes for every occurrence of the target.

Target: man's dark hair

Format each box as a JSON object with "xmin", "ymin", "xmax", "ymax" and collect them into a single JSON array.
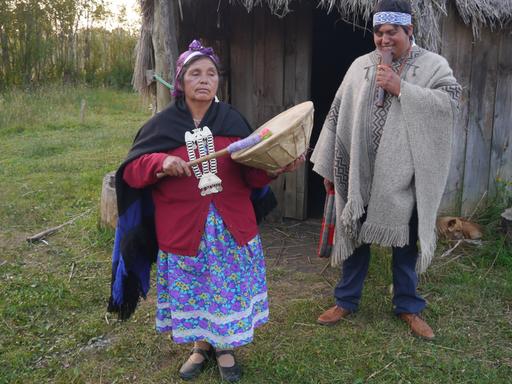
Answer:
[
  {"xmin": 374, "ymin": 0, "xmax": 412, "ymax": 14},
  {"xmin": 373, "ymin": 0, "xmax": 414, "ymax": 35}
]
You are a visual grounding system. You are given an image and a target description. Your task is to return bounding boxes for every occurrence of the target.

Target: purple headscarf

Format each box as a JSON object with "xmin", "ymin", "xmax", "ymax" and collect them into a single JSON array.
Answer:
[{"xmin": 172, "ymin": 39, "xmax": 220, "ymax": 98}]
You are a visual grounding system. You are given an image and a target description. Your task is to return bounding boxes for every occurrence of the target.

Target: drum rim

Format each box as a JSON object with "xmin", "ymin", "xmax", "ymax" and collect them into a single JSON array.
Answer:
[{"xmin": 231, "ymin": 101, "xmax": 314, "ymax": 161}]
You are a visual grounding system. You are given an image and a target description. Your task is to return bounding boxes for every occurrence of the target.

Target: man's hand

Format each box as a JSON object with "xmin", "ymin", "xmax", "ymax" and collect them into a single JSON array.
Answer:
[
  {"xmin": 376, "ymin": 64, "xmax": 401, "ymax": 96},
  {"xmin": 323, "ymin": 178, "xmax": 334, "ymax": 192},
  {"xmin": 162, "ymin": 155, "xmax": 191, "ymax": 177}
]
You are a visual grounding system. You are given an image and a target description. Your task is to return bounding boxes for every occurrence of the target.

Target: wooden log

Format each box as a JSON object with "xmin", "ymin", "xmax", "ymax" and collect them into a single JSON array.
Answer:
[
  {"xmin": 145, "ymin": 69, "xmax": 155, "ymax": 86},
  {"xmin": 152, "ymin": 0, "xmax": 179, "ymax": 112},
  {"xmin": 502, "ymin": 207, "xmax": 512, "ymax": 242},
  {"xmin": 152, "ymin": 0, "xmax": 170, "ymax": 111},
  {"xmin": 100, "ymin": 171, "xmax": 118, "ymax": 229},
  {"xmin": 27, "ymin": 210, "xmax": 91, "ymax": 243}
]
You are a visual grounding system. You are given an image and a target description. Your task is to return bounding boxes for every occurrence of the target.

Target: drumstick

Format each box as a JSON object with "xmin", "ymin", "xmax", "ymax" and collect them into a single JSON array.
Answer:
[
  {"xmin": 376, "ymin": 49, "xmax": 393, "ymax": 107},
  {"xmin": 156, "ymin": 128, "xmax": 272, "ymax": 178}
]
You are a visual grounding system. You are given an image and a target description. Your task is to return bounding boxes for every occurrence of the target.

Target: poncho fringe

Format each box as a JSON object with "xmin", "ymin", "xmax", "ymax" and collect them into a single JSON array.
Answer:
[{"xmin": 359, "ymin": 222, "xmax": 409, "ymax": 248}]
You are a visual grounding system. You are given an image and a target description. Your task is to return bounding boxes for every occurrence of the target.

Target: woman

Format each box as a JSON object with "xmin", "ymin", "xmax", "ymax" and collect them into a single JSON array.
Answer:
[{"xmin": 109, "ymin": 40, "xmax": 303, "ymax": 382}]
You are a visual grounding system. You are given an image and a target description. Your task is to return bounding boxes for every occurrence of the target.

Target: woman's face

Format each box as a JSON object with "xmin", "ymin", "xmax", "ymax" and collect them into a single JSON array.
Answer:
[
  {"xmin": 373, "ymin": 24, "xmax": 413, "ymax": 60},
  {"xmin": 182, "ymin": 57, "xmax": 219, "ymax": 103}
]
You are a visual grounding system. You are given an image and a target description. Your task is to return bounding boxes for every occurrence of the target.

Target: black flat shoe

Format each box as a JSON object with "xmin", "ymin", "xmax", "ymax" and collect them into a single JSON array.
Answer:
[
  {"xmin": 216, "ymin": 349, "xmax": 241, "ymax": 382},
  {"xmin": 179, "ymin": 347, "xmax": 213, "ymax": 380}
]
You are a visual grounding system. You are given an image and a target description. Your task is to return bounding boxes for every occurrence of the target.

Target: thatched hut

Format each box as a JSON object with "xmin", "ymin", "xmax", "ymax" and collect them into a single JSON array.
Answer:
[{"xmin": 132, "ymin": 0, "xmax": 512, "ymax": 220}]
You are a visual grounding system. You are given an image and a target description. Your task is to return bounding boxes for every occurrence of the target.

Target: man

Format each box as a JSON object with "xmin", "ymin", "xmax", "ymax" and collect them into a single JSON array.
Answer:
[{"xmin": 311, "ymin": 0, "xmax": 461, "ymax": 340}]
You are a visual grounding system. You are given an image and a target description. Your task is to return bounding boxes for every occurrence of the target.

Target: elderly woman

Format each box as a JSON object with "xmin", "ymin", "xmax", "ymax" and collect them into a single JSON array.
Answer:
[{"xmin": 108, "ymin": 40, "xmax": 302, "ymax": 382}]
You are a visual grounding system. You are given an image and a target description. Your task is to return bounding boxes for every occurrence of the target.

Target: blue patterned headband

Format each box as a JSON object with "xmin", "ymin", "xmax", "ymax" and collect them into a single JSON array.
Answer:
[{"xmin": 373, "ymin": 12, "xmax": 412, "ymax": 26}]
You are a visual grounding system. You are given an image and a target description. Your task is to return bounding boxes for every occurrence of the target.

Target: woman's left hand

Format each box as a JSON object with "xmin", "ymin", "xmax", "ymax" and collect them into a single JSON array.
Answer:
[{"xmin": 266, "ymin": 153, "xmax": 306, "ymax": 178}]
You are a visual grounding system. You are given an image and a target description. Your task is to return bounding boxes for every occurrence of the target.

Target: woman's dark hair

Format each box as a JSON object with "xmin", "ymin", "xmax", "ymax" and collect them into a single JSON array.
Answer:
[{"xmin": 372, "ymin": 0, "xmax": 414, "ymax": 35}]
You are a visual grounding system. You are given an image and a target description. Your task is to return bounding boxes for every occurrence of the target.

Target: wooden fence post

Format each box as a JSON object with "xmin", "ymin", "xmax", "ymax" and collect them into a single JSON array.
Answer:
[{"xmin": 100, "ymin": 171, "xmax": 118, "ymax": 229}]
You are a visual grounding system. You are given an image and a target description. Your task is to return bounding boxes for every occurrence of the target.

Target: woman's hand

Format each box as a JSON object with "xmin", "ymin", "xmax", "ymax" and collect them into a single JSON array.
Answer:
[
  {"xmin": 266, "ymin": 153, "xmax": 306, "ymax": 178},
  {"xmin": 162, "ymin": 155, "xmax": 191, "ymax": 177}
]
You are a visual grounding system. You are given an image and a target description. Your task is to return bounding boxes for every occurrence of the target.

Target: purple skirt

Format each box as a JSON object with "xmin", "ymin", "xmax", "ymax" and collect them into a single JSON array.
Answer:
[{"xmin": 155, "ymin": 204, "xmax": 269, "ymax": 349}]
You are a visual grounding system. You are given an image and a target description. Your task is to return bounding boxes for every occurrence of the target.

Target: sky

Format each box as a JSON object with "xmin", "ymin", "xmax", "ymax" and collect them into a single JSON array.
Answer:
[{"xmin": 104, "ymin": 0, "xmax": 141, "ymax": 30}]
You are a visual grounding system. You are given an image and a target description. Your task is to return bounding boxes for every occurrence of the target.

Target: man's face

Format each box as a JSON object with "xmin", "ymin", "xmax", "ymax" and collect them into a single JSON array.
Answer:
[{"xmin": 373, "ymin": 24, "xmax": 413, "ymax": 60}]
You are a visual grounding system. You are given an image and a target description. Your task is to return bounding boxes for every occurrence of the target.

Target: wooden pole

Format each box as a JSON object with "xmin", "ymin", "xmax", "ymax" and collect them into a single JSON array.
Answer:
[
  {"xmin": 80, "ymin": 99, "xmax": 87, "ymax": 123},
  {"xmin": 156, "ymin": 148, "xmax": 229, "ymax": 178},
  {"xmin": 152, "ymin": 0, "xmax": 180, "ymax": 112}
]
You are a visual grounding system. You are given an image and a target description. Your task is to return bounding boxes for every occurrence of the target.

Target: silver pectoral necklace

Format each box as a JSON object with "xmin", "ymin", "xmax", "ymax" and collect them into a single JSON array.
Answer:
[{"xmin": 185, "ymin": 126, "xmax": 223, "ymax": 196}]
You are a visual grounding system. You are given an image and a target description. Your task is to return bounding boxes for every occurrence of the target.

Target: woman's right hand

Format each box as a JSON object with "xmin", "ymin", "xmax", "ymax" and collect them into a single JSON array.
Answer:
[{"xmin": 162, "ymin": 155, "xmax": 191, "ymax": 177}]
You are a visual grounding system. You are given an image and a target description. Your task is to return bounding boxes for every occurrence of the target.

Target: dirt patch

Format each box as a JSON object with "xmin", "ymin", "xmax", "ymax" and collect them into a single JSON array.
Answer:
[
  {"xmin": 260, "ymin": 218, "xmax": 325, "ymax": 273},
  {"xmin": 259, "ymin": 218, "xmax": 339, "ymax": 298}
]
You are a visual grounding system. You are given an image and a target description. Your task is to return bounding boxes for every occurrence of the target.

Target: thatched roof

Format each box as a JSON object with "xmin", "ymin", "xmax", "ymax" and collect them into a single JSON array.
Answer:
[
  {"xmin": 239, "ymin": 0, "xmax": 512, "ymax": 25},
  {"xmin": 237, "ymin": 0, "xmax": 512, "ymax": 50},
  {"xmin": 454, "ymin": 0, "xmax": 512, "ymax": 35},
  {"xmin": 317, "ymin": 0, "xmax": 446, "ymax": 52}
]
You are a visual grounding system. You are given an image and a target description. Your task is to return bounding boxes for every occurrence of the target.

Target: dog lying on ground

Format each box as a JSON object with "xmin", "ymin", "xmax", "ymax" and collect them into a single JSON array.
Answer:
[{"xmin": 437, "ymin": 216, "xmax": 483, "ymax": 240}]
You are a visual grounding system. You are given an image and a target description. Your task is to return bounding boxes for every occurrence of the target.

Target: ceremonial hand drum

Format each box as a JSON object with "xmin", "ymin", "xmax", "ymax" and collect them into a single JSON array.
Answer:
[{"xmin": 232, "ymin": 101, "xmax": 314, "ymax": 171}]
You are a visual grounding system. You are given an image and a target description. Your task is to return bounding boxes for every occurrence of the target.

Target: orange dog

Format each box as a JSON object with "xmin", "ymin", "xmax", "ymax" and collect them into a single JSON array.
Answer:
[{"xmin": 437, "ymin": 216, "xmax": 483, "ymax": 240}]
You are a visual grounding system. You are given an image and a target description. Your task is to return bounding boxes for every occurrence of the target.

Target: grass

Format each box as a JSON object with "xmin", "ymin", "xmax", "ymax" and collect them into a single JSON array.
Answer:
[{"xmin": 1, "ymin": 85, "xmax": 511, "ymax": 384}]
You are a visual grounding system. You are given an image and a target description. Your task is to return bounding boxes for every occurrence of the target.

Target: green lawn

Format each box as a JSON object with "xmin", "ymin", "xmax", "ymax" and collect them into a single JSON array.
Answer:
[{"xmin": 0, "ymin": 86, "xmax": 511, "ymax": 383}]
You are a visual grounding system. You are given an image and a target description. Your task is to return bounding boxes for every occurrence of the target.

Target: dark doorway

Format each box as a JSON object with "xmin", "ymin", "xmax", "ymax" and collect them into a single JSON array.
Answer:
[{"xmin": 307, "ymin": 10, "xmax": 374, "ymax": 218}]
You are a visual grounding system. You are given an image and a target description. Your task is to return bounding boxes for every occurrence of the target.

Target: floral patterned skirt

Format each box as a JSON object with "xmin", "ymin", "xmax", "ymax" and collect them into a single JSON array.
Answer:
[{"xmin": 155, "ymin": 204, "xmax": 269, "ymax": 349}]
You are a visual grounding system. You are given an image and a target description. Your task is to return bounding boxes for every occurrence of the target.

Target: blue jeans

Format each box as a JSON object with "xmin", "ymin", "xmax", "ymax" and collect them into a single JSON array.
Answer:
[{"xmin": 334, "ymin": 209, "xmax": 426, "ymax": 314}]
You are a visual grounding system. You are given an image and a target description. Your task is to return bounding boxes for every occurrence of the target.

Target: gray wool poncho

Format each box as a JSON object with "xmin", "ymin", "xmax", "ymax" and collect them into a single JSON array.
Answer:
[{"xmin": 311, "ymin": 46, "xmax": 461, "ymax": 273}]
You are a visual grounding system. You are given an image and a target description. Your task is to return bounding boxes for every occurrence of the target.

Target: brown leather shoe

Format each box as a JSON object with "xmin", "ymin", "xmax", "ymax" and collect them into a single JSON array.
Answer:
[
  {"xmin": 399, "ymin": 313, "xmax": 435, "ymax": 340},
  {"xmin": 317, "ymin": 305, "xmax": 351, "ymax": 325}
]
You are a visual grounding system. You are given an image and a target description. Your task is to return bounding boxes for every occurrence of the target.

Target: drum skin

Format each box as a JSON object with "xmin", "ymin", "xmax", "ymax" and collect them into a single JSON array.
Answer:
[{"xmin": 232, "ymin": 101, "xmax": 314, "ymax": 171}]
